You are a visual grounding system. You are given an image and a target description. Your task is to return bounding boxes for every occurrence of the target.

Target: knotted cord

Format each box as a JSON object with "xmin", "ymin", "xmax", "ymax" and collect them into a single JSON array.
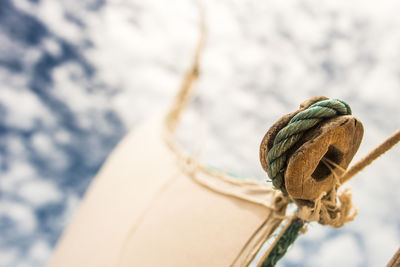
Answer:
[
  {"xmin": 266, "ymin": 99, "xmax": 352, "ymax": 193},
  {"xmin": 261, "ymin": 122, "xmax": 400, "ymax": 267}
]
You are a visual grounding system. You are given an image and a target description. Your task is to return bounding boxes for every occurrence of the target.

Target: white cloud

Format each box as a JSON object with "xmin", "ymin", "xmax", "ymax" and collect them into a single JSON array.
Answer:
[
  {"xmin": 0, "ymin": 88, "xmax": 56, "ymax": 130},
  {"xmin": 30, "ymin": 132, "xmax": 70, "ymax": 170},
  {"xmin": 39, "ymin": 0, "xmax": 82, "ymax": 42},
  {"xmin": 0, "ymin": 202, "xmax": 37, "ymax": 234},
  {"xmin": 284, "ymin": 242, "xmax": 304, "ymax": 264},
  {"xmin": 31, "ymin": 133, "xmax": 54, "ymax": 156},
  {"xmin": 6, "ymin": 136, "xmax": 27, "ymax": 158},
  {"xmin": 28, "ymin": 240, "xmax": 52, "ymax": 262},
  {"xmin": 309, "ymin": 234, "xmax": 363, "ymax": 267},
  {"xmin": 0, "ymin": 161, "xmax": 36, "ymax": 192},
  {"xmin": 53, "ymin": 129, "xmax": 72, "ymax": 145},
  {"xmin": 0, "ymin": 248, "xmax": 18, "ymax": 266},
  {"xmin": 51, "ymin": 62, "xmax": 114, "ymax": 130},
  {"xmin": 363, "ymin": 223, "xmax": 399, "ymax": 266},
  {"xmin": 42, "ymin": 37, "xmax": 62, "ymax": 57},
  {"xmin": 17, "ymin": 179, "xmax": 62, "ymax": 207}
]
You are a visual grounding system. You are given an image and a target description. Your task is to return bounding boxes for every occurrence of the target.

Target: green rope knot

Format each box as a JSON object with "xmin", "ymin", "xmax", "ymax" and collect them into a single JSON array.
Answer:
[{"xmin": 266, "ymin": 98, "xmax": 352, "ymax": 194}]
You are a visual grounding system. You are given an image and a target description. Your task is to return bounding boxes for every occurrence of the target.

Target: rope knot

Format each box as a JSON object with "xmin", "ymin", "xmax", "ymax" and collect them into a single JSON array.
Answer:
[{"xmin": 259, "ymin": 96, "xmax": 363, "ymax": 227}]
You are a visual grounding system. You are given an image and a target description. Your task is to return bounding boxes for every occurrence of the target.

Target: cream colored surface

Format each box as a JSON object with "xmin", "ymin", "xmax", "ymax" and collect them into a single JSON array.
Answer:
[{"xmin": 48, "ymin": 117, "xmax": 284, "ymax": 267}]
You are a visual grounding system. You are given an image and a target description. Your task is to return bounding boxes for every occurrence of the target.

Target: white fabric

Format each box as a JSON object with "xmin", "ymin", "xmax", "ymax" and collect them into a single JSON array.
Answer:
[{"xmin": 49, "ymin": 117, "xmax": 284, "ymax": 267}]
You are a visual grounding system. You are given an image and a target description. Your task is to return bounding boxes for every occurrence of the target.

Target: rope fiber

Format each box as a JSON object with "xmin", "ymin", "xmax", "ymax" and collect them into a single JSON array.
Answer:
[
  {"xmin": 260, "ymin": 217, "xmax": 305, "ymax": 267},
  {"xmin": 266, "ymin": 99, "xmax": 352, "ymax": 193},
  {"xmin": 261, "ymin": 98, "xmax": 400, "ymax": 266}
]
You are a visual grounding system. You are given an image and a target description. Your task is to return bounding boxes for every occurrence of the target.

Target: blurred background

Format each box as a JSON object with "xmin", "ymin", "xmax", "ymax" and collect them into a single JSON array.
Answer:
[{"xmin": 0, "ymin": 0, "xmax": 399, "ymax": 266}]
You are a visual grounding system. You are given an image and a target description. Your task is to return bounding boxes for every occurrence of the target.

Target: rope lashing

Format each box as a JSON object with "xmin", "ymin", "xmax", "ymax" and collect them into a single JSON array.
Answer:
[
  {"xmin": 259, "ymin": 97, "xmax": 399, "ymax": 266},
  {"xmin": 266, "ymin": 99, "xmax": 352, "ymax": 193},
  {"xmin": 258, "ymin": 97, "xmax": 360, "ymax": 267}
]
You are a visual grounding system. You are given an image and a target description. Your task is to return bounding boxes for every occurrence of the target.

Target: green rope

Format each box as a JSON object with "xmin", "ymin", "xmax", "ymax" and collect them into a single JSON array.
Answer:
[
  {"xmin": 266, "ymin": 99, "xmax": 352, "ymax": 193},
  {"xmin": 261, "ymin": 218, "xmax": 305, "ymax": 267}
]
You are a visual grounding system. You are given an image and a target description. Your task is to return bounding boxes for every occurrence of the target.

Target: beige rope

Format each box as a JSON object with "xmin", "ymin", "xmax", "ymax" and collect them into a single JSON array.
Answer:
[
  {"xmin": 294, "ymin": 129, "xmax": 400, "ymax": 227},
  {"xmin": 165, "ymin": 9, "xmax": 205, "ymax": 134},
  {"xmin": 162, "ymin": 16, "xmax": 282, "ymax": 210},
  {"xmin": 387, "ymin": 247, "xmax": 400, "ymax": 267},
  {"xmin": 340, "ymin": 129, "xmax": 400, "ymax": 184}
]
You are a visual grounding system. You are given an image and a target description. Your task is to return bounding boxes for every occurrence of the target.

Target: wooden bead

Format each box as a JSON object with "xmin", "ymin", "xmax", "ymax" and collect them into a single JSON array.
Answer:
[
  {"xmin": 259, "ymin": 96, "xmax": 328, "ymax": 173},
  {"xmin": 260, "ymin": 96, "xmax": 364, "ymax": 201},
  {"xmin": 285, "ymin": 115, "xmax": 363, "ymax": 200}
]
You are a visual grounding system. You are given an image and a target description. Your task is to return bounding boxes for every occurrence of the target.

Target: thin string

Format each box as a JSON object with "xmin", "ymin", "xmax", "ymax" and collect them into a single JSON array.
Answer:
[
  {"xmin": 260, "ymin": 128, "xmax": 400, "ymax": 266},
  {"xmin": 321, "ymin": 157, "xmax": 346, "ymax": 179},
  {"xmin": 266, "ymin": 99, "xmax": 352, "ymax": 193},
  {"xmin": 340, "ymin": 129, "xmax": 400, "ymax": 184},
  {"xmin": 162, "ymin": 8, "xmax": 282, "ymax": 209},
  {"xmin": 165, "ymin": 9, "xmax": 205, "ymax": 134},
  {"xmin": 387, "ymin": 247, "xmax": 400, "ymax": 267}
]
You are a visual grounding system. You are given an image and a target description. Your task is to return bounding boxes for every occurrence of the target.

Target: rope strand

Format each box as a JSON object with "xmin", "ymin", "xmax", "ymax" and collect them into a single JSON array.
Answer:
[
  {"xmin": 266, "ymin": 99, "xmax": 352, "ymax": 193},
  {"xmin": 260, "ymin": 128, "xmax": 400, "ymax": 267},
  {"xmin": 340, "ymin": 129, "xmax": 400, "ymax": 183},
  {"xmin": 165, "ymin": 9, "xmax": 205, "ymax": 134},
  {"xmin": 258, "ymin": 217, "xmax": 305, "ymax": 267}
]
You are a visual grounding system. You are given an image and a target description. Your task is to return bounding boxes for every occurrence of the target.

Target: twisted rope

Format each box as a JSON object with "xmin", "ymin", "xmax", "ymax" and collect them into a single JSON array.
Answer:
[
  {"xmin": 266, "ymin": 99, "xmax": 352, "ymax": 193},
  {"xmin": 260, "ymin": 217, "xmax": 305, "ymax": 267}
]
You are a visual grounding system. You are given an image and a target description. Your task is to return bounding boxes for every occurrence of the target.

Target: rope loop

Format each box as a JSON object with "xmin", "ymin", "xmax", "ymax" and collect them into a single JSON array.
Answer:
[{"xmin": 266, "ymin": 98, "xmax": 352, "ymax": 193}]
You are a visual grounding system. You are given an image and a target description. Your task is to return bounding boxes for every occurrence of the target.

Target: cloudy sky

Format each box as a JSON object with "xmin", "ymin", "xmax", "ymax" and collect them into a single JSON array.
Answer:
[{"xmin": 0, "ymin": 0, "xmax": 399, "ymax": 266}]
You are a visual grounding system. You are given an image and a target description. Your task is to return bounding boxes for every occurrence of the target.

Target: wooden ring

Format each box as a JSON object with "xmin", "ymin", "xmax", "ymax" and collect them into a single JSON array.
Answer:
[{"xmin": 260, "ymin": 96, "xmax": 364, "ymax": 200}]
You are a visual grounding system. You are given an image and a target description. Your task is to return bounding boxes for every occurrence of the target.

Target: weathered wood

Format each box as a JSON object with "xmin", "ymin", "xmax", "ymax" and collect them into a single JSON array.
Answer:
[
  {"xmin": 260, "ymin": 96, "xmax": 364, "ymax": 201},
  {"xmin": 259, "ymin": 96, "xmax": 328, "ymax": 173},
  {"xmin": 387, "ymin": 248, "xmax": 400, "ymax": 267},
  {"xmin": 285, "ymin": 115, "xmax": 363, "ymax": 200}
]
